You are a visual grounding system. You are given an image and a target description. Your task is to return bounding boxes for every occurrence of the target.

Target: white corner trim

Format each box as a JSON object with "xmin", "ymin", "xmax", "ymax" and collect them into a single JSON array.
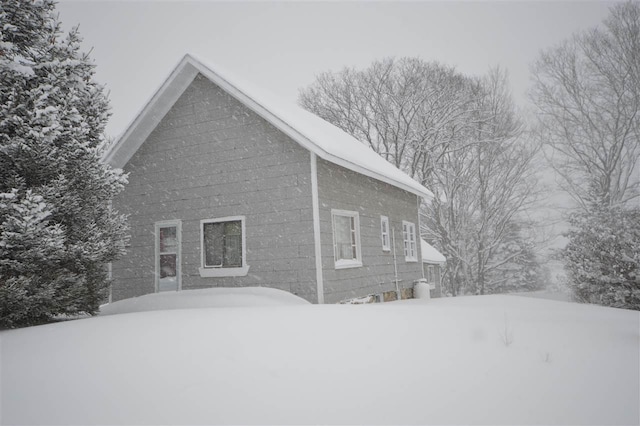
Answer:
[
  {"xmin": 417, "ymin": 195, "xmax": 425, "ymax": 278},
  {"xmin": 199, "ymin": 266, "xmax": 250, "ymax": 277},
  {"xmin": 310, "ymin": 153, "xmax": 325, "ymax": 304}
]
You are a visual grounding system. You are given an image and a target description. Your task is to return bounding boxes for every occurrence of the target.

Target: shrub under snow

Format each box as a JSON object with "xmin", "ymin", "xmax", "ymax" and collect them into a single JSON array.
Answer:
[{"xmin": 563, "ymin": 206, "xmax": 640, "ymax": 310}]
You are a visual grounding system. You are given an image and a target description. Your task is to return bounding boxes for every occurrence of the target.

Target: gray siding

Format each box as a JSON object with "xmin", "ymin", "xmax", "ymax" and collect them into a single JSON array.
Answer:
[
  {"xmin": 316, "ymin": 158, "xmax": 424, "ymax": 303},
  {"xmin": 111, "ymin": 74, "xmax": 318, "ymax": 302}
]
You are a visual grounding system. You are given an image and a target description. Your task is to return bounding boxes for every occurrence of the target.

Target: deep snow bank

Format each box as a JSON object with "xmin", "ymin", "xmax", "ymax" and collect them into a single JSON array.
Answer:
[
  {"xmin": 2, "ymin": 295, "xmax": 638, "ymax": 425},
  {"xmin": 100, "ymin": 286, "xmax": 310, "ymax": 316}
]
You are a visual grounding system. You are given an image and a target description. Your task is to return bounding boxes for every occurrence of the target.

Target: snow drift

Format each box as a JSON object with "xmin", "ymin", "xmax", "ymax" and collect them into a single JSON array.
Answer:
[{"xmin": 1, "ymin": 291, "xmax": 638, "ymax": 425}]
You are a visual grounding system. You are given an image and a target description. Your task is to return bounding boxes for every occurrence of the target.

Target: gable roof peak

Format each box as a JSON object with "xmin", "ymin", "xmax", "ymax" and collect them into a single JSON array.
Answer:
[{"xmin": 105, "ymin": 53, "xmax": 433, "ymax": 199}]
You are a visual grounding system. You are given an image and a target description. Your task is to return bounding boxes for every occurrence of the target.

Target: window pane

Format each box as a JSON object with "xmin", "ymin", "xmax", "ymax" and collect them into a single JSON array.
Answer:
[
  {"xmin": 350, "ymin": 217, "xmax": 357, "ymax": 258},
  {"xmin": 159, "ymin": 227, "xmax": 177, "ymax": 252},
  {"xmin": 203, "ymin": 220, "xmax": 243, "ymax": 268},
  {"xmin": 381, "ymin": 217, "xmax": 390, "ymax": 249},
  {"xmin": 160, "ymin": 254, "xmax": 176, "ymax": 278},
  {"xmin": 224, "ymin": 234, "xmax": 242, "ymax": 267},
  {"xmin": 224, "ymin": 221, "xmax": 242, "ymax": 267},
  {"xmin": 203, "ymin": 222, "xmax": 224, "ymax": 267},
  {"xmin": 334, "ymin": 215, "xmax": 353, "ymax": 261},
  {"xmin": 409, "ymin": 224, "xmax": 416, "ymax": 257},
  {"xmin": 224, "ymin": 221, "xmax": 241, "ymax": 237}
]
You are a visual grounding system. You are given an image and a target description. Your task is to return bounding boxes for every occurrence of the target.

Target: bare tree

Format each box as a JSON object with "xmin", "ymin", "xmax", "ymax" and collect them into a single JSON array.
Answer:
[
  {"xmin": 423, "ymin": 68, "xmax": 541, "ymax": 295},
  {"xmin": 469, "ymin": 69, "xmax": 541, "ymax": 294},
  {"xmin": 530, "ymin": 1, "xmax": 640, "ymax": 209},
  {"xmin": 299, "ymin": 58, "xmax": 472, "ymax": 183}
]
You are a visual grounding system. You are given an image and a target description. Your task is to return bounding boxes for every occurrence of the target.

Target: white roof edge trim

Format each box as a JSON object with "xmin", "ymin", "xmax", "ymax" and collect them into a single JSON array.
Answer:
[{"xmin": 106, "ymin": 54, "xmax": 433, "ymax": 199}]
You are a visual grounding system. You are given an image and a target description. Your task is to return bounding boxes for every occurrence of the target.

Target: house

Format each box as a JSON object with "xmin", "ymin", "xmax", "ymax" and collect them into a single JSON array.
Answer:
[
  {"xmin": 421, "ymin": 239, "xmax": 447, "ymax": 298},
  {"xmin": 105, "ymin": 54, "xmax": 433, "ymax": 304}
]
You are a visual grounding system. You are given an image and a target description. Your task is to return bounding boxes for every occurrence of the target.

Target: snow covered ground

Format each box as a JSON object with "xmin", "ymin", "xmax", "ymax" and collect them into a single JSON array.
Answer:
[
  {"xmin": 99, "ymin": 286, "xmax": 310, "ymax": 316},
  {"xmin": 1, "ymin": 289, "xmax": 638, "ymax": 425}
]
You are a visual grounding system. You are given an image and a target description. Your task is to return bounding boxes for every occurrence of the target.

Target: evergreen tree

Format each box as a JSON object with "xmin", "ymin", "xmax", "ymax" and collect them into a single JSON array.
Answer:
[
  {"xmin": 0, "ymin": 0, "xmax": 128, "ymax": 327},
  {"xmin": 563, "ymin": 206, "xmax": 640, "ymax": 310}
]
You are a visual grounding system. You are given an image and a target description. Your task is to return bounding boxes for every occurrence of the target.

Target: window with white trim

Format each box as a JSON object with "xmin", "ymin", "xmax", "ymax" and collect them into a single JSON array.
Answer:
[
  {"xmin": 199, "ymin": 216, "xmax": 249, "ymax": 277},
  {"xmin": 380, "ymin": 215, "xmax": 390, "ymax": 251},
  {"xmin": 402, "ymin": 220, "xmax": 417, "ymax": 262},
  {"xmin": 332, "ymin": 209, "xmax": 362, "ymax": 269}
]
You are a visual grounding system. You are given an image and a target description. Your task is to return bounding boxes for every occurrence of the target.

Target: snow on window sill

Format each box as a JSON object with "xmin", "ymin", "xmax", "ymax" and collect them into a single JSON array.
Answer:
[
  {"xmin": 334, "ymin": 259, "xmax": 363, "ymax": 270},
  {"xmin": 199, "ymin": 265, "xmax": 250, "ymax": 277},
  {"xmin": 405, "ymin": 257, "xmax": 418, "ymax": 263}
]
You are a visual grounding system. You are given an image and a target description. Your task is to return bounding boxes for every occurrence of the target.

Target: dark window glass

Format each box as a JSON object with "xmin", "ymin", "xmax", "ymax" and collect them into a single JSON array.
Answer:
[{"xmin": 203, "ymin": 220, "xmax": 242, "ymax": 268}]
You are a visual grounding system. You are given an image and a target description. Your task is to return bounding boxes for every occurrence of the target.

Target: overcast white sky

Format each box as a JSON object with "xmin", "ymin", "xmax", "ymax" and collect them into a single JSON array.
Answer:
[{"xmin": 57, "ymin": 1, "xmax": 615, "ymax": 139}]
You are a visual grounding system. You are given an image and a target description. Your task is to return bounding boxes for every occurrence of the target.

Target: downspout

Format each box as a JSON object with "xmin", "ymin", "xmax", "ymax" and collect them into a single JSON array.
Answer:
[
  {"xmin": 107, "ymin": 262, "xmax": 113, "ymax": 304},
  {"xmin": 392, "ymin": 228, "xmax": 401, "ymax": 301},
  {"xmin": 417, "ymin": 195, "xmax": 425, "ymax": 279},
  {"xmin": 310, "ymin": 152, "xmax": 325, "ymax": 304}
]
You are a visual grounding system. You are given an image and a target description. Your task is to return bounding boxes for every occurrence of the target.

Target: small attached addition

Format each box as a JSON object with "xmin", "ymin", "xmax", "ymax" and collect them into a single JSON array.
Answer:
[
  {"xmin": 199, "ymin": 216, "xmax": 250, "ymax": 277},
  {"xmin": 402, "ymin": 220, "xmax": 417, "ymax": 262},
  {"xmin": 332, "ymin": 209, "xmax": 362, "ymax": 269}
]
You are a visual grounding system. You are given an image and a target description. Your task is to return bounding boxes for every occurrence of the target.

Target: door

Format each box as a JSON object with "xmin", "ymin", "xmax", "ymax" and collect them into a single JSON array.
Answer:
[{"xmin": 156, "ymin": 221, "xmax": 181, "ymax": 292}]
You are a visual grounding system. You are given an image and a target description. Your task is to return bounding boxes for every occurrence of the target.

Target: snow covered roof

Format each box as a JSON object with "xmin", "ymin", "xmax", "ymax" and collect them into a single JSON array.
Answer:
[
  {"xmin": 421, "ymin": 239, "xmax": 446, "ymax": 264},
  {"xmin": 104, "ymin": 54, "xmax": 433, "ymax": 199}
]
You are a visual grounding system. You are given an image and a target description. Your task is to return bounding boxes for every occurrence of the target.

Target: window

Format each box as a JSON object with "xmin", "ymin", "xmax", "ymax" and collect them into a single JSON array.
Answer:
[
  {"xmin": 402, "ymin": 221, "xmax": 417, "ymax": 262},
  {"xmin": 155, "ymin": 220, "xmax": 181, "ymax": 292},
  {"xmin": 380, "ymin": 216, "xmax": 390, "ymax": 251},
  {"xmin": 332, "ymin": 209, "xmax": 362, "ymax": 269},
  {"xmin": 426, "ymin": 265, "xmax": 436, "ymax": 283},
  {"xmin": 199, "ymin": 216, "xmax": 249, "ymax": 277}
]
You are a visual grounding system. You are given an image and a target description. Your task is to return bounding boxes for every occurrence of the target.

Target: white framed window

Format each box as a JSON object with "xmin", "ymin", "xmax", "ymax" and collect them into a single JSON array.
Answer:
[
  {"xmin": 155, "ymin": 220, "xmax": 181, "ymax": 292},
  {"xmin": 331, "ymin": 209, "xmax": 362, "ymax": 269},
  {"xmin": 380, "ymin": 215, "xmax": 390, "ymax": 251},
  {"xmin": 199, "ymin": 216, "xmax": 250, "ymax": 277},
  {"xmin": 402, "ymin": 220, "xmax": 417, "ymax": 262}
]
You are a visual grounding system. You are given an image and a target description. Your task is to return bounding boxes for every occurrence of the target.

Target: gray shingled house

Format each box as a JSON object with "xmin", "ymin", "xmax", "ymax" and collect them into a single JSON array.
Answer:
[{"xmin": 105, "ymin": 54, "xmax": 433, "ymax": 304}]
